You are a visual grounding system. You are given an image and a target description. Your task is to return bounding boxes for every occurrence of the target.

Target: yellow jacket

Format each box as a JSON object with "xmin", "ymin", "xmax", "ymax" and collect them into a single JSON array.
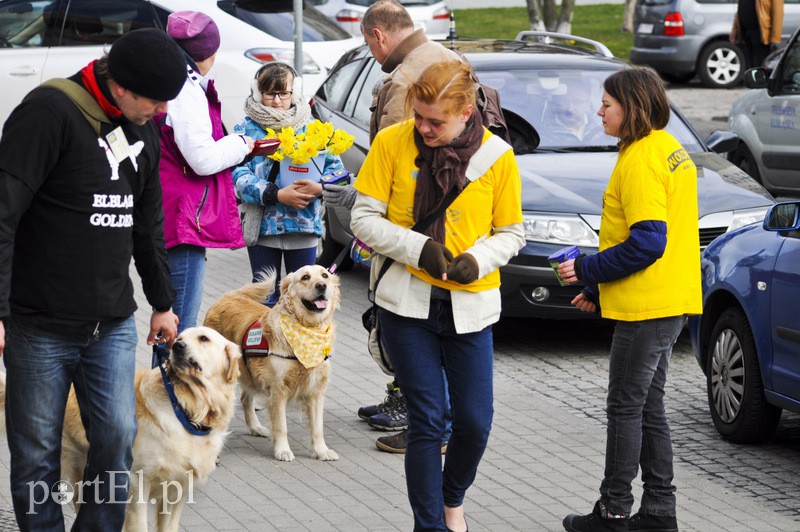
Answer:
[{"xmin": 732, "ymin": 0, "xmax": 784, "ymax": 45}]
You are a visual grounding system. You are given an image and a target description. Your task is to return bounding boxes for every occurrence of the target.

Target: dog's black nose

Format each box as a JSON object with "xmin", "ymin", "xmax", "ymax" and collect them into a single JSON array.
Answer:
[
  {"xmin": 172, "ymin": 341, "xmax": 187, "ymax": 356},
  {"xmin": 315, "ymin": 282, "xmax": 327, "ymax": 293}
]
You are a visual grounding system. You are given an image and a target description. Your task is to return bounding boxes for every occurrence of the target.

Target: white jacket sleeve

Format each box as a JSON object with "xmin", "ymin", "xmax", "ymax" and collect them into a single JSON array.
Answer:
[
  {"xmin": 464, "ymin": 222, "xmax": 526, "ymax": 278},
  {"xmin": 350, "ymin": 192, "xmax": 429, "ymax": 269},
  {"xmin": 167, "ymin": 77, "xmax": 250, "ymax": 176}
]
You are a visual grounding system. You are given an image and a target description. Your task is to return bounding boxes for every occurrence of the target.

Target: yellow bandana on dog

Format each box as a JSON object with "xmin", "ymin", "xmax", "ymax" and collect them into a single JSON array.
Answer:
[{"xmin": 278, "ymin": 314, "xmax": 334, "ymax": 368}]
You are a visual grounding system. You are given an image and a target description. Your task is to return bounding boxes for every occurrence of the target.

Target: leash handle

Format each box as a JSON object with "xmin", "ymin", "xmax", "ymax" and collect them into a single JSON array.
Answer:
[{"xmin": 151, "ymin": 341, "xmax": 169, "ymax": 369}]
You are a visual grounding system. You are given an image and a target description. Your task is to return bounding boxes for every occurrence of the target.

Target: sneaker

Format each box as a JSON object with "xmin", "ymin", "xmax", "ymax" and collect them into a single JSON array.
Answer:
[
  {"xmin": 367, "ymin": 391, "xmax": 408, "ymax": 431},
  {"xmin": 628, "ymin": 512, "xmax": 678, "ymax": 532},
  {"xmin": 357, "ymin": 382, "xmax": 403, "ymax": 421},
  {"xmin": 563, "ymin": 501, "xmax": 628, "ymax": 532},
  {"xmin": 375, "ymin": 429, "xmax": 448, "ymax": 454}
]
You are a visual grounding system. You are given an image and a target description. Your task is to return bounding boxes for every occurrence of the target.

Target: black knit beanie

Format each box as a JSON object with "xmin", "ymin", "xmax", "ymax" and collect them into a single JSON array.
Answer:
[{"xmin": 108, "ymin": 28, "xmax": 187, "ymax": 102}]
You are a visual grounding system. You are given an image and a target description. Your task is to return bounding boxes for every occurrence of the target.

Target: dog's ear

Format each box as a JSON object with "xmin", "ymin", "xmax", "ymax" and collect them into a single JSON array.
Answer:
[
  {"xmin": 279, "ymin": 271, "xmax": 295, "ymax": 300},
  {"xmin": 225, "ymin": 342, "xmax": 242, "ymax": 384},
  {"xmin": 330, "ymin": 272, "xmax": 341, "ymax": 309}
]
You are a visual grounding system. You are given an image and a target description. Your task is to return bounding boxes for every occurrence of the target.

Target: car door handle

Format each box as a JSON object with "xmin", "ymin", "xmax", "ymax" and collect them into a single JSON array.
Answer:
[{"xmin": 8, "ymin": 67, "xmax": 40, "ymax": 77}]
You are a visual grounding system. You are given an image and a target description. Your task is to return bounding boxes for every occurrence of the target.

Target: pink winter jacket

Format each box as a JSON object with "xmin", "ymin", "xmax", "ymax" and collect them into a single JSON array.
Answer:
[{"xmin": 155, "ymin": 80, "xmax": 245, "ymax": 250}]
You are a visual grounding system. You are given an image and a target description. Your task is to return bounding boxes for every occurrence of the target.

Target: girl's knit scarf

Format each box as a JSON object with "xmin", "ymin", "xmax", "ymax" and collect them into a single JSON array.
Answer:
[
  {"xmin": 412, "ymin": 111, "xmax": 484, "ymax": 243},
  {"xmin": 243, "ymin": 78, "xmax": 311, "ymax": 132}
]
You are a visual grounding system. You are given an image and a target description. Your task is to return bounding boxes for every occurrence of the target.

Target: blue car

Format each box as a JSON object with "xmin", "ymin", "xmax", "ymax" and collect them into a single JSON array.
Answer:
[{"xmin": 689, "ymin": 201, "xmax": 800, "ymax": 443}]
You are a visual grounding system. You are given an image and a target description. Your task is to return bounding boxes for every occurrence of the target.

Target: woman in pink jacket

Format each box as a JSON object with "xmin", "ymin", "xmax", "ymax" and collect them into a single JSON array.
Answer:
[{"xmin": 156, "ymin": 10, "xmax": 254, "ymax": 331}]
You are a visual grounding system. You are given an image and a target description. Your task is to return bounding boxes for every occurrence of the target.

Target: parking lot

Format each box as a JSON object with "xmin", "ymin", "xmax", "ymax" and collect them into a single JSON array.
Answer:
[{"xmin": 0, "ymin": 80, "xmax": 797, "ymax": 530}]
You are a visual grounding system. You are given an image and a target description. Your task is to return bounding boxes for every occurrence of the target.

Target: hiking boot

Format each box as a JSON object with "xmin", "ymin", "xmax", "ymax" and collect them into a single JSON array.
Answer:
[
  {"xmin": 357, "ymin": 382, "xmax": 403, "ymax": 421},
  {"xmin": 367, "ymin": 390, "xmax": 408, "ymax": 431},
  {"xmin": 628, "ymin": 512, "xmax": 678, "ymax": 532},
  {"xmin": 563, "ymin": 500, "xmax": 628, "ymax": 532},
  {"xmin": 375, "ymin": 429, "xmax": 448, "ymax": 454}
]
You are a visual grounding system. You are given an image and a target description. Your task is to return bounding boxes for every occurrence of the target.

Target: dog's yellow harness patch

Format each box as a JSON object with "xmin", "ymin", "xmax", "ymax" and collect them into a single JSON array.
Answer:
[{"xmin": 278, "ymin": 315, "xmax": 334, "ymax": 369}]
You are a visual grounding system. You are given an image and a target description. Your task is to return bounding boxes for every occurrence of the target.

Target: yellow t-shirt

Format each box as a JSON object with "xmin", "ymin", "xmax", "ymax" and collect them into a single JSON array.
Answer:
[
  {"xmin": 598, "ymin": 129, "xmax": 702, "ymax": 320},
  {"xmin": 354, "ymin": 119, "xmax": 523, "ymax": 292}
]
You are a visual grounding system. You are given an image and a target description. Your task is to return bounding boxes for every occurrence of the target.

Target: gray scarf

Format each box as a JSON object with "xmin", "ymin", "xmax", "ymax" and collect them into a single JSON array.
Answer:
[{"xmin": 243, "ymin": 78, "xmax": 311, "ymax": 132}]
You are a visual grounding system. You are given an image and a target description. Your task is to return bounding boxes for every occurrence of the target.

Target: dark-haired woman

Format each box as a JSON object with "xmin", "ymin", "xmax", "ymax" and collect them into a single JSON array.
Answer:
[{"xmin": 558, "ymin": 67, "xmax": 702, "ymax": 532}]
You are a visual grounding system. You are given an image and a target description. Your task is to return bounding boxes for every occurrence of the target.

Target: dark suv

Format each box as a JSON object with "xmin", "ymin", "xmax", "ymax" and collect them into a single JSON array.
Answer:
[{"xmin": 631, "ymin": 0, "xmax": 800, "ymax": 88}]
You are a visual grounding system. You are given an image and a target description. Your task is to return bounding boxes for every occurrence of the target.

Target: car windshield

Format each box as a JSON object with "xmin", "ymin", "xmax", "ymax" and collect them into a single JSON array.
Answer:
[
  {"xmin": 224, "ymin": 0, "xmax": 351, "ymax": 41},
  {"xmin": 477, "ymin": 66, "xmax": 703, "ymax": 152}
]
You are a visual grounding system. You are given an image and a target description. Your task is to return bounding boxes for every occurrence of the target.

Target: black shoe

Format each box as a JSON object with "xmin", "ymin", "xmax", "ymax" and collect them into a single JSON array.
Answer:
[
  {"xmin": 628, "ymin": 512, "xmax": 678, "ymax": 532},
  {"xmin": 563, "ymin": 501, "xmax": 628, "ymax": 532},
  {"xmin": 357, "ymin": 382, "xmax": 404, "ymax": 421},
  {"xmin": 375, "ymin": 429, "xmax": 447, "ymax": 454}
]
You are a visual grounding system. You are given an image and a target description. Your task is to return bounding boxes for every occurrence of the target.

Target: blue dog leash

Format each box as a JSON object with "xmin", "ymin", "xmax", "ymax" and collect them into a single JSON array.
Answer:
[{"xmin": 152, "ymin": 342, "xmax": 211, "ymax": 436}]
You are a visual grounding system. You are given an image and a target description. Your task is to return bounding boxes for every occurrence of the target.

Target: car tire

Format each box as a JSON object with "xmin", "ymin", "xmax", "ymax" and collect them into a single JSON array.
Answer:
[
  {"xmin": 706, "ymin": 307, "xmax": 782, "ymax": 443},
  {"xmin": 697, "ymin": 41, "xmax": 745, "ymax": 89},
  {"xmin": 316, "ymin": 208, "xmax": 353, "ymax": 271},
  {"xmin": 730, "ymin": 142, "xmax": 761, "ymax": 183}
]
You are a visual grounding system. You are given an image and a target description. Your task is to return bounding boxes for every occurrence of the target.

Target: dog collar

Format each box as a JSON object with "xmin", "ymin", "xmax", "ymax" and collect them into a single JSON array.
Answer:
[{"xmin": 152, "ymin": 344, "xmax": 212, "ymax": 436}]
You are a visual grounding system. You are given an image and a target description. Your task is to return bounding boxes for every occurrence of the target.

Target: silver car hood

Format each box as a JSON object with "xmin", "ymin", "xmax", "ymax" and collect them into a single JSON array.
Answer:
[{"xmin": 517, "ymin": 151, "xmax": 773, "ymax": 216}]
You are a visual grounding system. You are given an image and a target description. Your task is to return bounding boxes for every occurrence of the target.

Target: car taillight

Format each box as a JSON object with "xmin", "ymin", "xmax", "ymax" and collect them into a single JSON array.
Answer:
[
  {"xmin": 244, "ymin": 49, "xmax": 321, "ymax": 75},
  {"xmin": 432, "ymin": 7, "xmax": 450, "ymax": 20},
  {"xmin": 336, "ymin": 9, "xmax": 361, "ymax": 23},
  {"xmin": 664, "ymin": 12, "xmax": 684, "ymax": 37}
]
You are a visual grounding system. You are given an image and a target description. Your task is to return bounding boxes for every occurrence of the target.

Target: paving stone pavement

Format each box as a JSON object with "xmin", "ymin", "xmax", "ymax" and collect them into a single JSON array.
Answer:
[{"xmin": 1, "ymin": 247, "xmax": 798, "ymax": 531}]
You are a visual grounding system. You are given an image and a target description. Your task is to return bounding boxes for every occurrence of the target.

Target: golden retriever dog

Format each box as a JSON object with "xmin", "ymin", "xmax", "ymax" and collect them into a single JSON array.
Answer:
[
  {"xmin": 204, "ymin": 264, "xmax": 340, "ymax": 462},
  {"xmin": 0, "ymin": 326, "xmax": 241, "ymax": 532}
]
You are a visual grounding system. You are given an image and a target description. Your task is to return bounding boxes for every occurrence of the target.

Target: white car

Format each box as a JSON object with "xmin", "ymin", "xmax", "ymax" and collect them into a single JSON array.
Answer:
[
  {"xmin": 728, "ymin": 25, "xmax": 800, "ymax": 197},
  {"xmin": 309, "ymin": 0, "xmax": 451, "ymax": 38},
  {"xmin": 0, "ymin": 0, "xmax": 361, "ymax": 132}
]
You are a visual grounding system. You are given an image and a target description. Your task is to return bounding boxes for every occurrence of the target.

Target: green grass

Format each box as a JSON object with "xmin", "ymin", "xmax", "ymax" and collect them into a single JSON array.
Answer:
[{"xmin": 453, "ymin": 5, "xmax": 633, "ymax": 61}]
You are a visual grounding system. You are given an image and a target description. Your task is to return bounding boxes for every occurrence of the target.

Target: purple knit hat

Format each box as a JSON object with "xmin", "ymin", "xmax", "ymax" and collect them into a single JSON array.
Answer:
[{"xmin": 167, "ymin": 11, "xmax": 220, "ymax": 62}]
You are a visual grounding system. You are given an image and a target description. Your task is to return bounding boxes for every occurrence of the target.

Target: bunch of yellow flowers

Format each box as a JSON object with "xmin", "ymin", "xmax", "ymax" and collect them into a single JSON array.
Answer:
[{"xmin": 263, "ymin": 119, "xmax": 354, "ymax": 165}]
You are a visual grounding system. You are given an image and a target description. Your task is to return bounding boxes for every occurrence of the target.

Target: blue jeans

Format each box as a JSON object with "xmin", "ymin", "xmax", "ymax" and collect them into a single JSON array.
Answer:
[
  {"xmin": 600, "ymin": 316, "xmax": 685, "ymax": 517},
  {"xmin": 3, "ymin": 315, "xmax": 138, "ymax": 531},
  {"xmin": 247, "ymin": 245, "xmax": 317, "ymax": 306},
  {"xmin": 168, "ymin": 244, "xmax": 206, "ymax": 332},
  {"xmin": 379, "ymin": 302, "xmax": 494, "ymax": 532}
]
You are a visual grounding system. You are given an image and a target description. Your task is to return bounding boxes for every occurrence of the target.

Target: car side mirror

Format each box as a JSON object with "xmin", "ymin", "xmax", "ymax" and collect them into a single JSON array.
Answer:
[
  {"xmin": 743, "ymin": 68, "xmax": 768, "ymax": 89},
  {"xmin": 704, "ymin": 131, "xmax": 739, "ymax": 154},
  {"xmin": 764, "ymin": 201, "xmax": 800, "ymax": 231}
]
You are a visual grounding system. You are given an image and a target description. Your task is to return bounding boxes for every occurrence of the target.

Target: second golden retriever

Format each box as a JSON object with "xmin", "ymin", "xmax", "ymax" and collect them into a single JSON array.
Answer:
[{"xmin": 204, "ymin": 264, "xmax": 340, "ymax": 462}]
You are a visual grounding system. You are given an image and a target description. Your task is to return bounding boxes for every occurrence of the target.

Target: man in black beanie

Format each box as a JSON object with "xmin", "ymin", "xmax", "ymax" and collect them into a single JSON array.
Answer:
[{"xmin": 0, "ymin": 28, "xmax": 186, "ymax": 530}]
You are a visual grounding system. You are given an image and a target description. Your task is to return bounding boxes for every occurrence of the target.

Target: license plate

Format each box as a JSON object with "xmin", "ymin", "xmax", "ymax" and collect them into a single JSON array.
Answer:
[{"xmin": 637, "ymin": 23, "xmax": 654, "ymax": 34}]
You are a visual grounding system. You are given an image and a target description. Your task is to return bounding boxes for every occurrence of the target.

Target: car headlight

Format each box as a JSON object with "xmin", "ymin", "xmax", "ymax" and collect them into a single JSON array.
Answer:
[
  {"xmin": 728, "ymin": 206, "xmax": 770, "ymax": 232},
  {"xmin": 522, "ymin": 212, "xmax": 600, "ymax": 247}
]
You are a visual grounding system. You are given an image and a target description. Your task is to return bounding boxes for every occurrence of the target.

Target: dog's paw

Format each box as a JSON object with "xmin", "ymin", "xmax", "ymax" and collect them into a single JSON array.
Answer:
[
  {"xmin": 274, "ymin": 447, "xmax": 295, "ymax": 462},
  {"xmin": 313, "ymin": 448, "xmax": 339, "ymax": 461},
  {"xmin": 248, "ymin": 425, "xmax": 270, "ymax": 438}
]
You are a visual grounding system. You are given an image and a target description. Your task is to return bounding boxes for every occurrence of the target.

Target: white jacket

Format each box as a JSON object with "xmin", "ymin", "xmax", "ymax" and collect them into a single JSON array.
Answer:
[{"xmin": 350, "ymin": 193, "xmax": 525, "ymax": 334}]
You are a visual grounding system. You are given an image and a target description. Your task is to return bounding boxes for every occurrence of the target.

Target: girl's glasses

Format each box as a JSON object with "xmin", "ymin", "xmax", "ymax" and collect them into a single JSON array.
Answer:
[{"xmin": 262, "ymin": 91, "xmax": 292, "ymax": 100}]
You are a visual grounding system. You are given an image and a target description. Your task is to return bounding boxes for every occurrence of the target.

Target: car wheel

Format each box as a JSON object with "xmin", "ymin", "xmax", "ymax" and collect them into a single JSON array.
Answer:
[
  {"xmin": 697, "ymin": 41, "xmax": 745, "ymax": 89},
  {"xmin": 316, "ymin": 207, "xmax": 353, "ymax": 271},
  {"xmin": 706, "ymin": 308, "xmax": 782, "ymax": 443},
  {"xmin": 730, "ymin": 143, "xmax": 761, "ymax": 183}
]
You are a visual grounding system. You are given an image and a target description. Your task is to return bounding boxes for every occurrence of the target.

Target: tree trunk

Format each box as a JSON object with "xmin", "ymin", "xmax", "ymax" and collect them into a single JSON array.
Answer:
[
  {"xmin": 556, "ymin": 0, "xmax": 575, "ymax": 34},
  {"xmin": 526, "ymin": 0, "xmax": 546, "ymax": 31},
  {"xmin": 622, "ymin": 0, "xmax": 636, "ymax": 33},
  {"xmin": 542, "ymin": 0, "xmax": 558, "ymax": 31}
]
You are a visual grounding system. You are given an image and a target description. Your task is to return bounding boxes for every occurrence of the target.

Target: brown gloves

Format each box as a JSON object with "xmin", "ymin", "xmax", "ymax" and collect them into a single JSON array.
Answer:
[
  {"xmin": 419, "ymin": 240, "xmax": 453, "ymax": 279},
  {"xmin": 420, "ymin": 240, "xmax": 478, "ymax": 284},
  {"xmin": 447, "ymin": 253, "xmax": 479, "ymax": 284}
]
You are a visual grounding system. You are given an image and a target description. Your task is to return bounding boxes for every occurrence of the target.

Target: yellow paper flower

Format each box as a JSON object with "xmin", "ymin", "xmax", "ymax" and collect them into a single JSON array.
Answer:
[{"xmin": 268, "ymin": 120, "xmax": 354, "ymax": 164}]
